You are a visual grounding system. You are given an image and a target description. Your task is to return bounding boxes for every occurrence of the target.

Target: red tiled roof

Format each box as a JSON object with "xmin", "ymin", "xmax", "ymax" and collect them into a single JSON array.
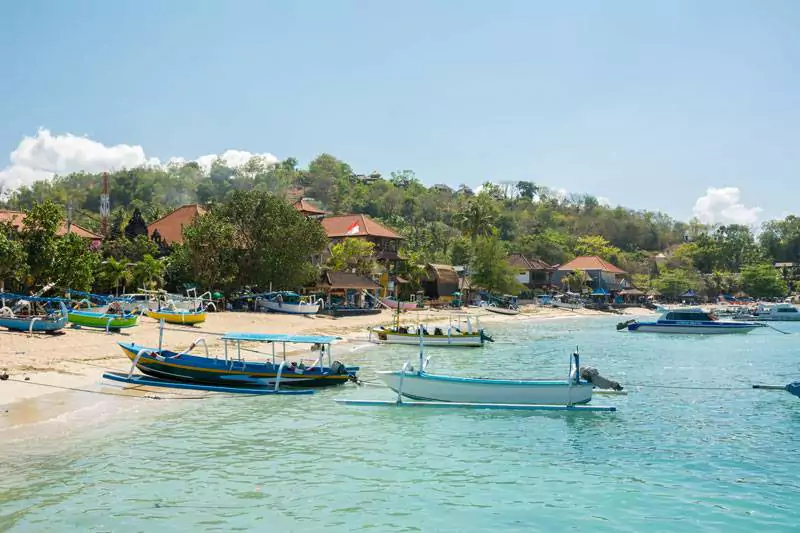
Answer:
[
  {"xmin": 0, "ymin": 210, "xmax": 102, "ymax": 240},
  {"xmin": 321, "ymin": 214, "xmax": 401, "ymax": 239},
  {"xmin": 507, "ymin": 252, "xmax": 553, "ymax": 271},
  {"xmin": 292, "ymin": 198, "xmax": 328, "ymax": 215},
  {"xmin": 147, "ymin": 204, "xmax": 206, "ymax": 245},
  {"xmin": 557, "ymin": 255, "xmax": 626, "ymax": 274}
]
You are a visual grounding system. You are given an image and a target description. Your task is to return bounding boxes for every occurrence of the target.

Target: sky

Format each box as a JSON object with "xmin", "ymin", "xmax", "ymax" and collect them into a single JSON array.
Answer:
[{"xmin": 1, "ymin": 0, "xmax": 799, "ymax": 226}]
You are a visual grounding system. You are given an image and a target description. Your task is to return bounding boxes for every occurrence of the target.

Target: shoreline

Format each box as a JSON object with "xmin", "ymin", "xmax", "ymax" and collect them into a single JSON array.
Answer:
[{"xmin": 0, "ymin": 305, "xmax": 654, "ymax": 436}]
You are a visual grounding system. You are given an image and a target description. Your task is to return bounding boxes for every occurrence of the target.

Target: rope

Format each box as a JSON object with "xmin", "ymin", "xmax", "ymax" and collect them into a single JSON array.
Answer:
[
  {"xmin": 759, "ymin": 323, "xmax": 791, "ymax": 335},
  {"xmin": 628, "ymin": 383, "xmax": 755, "ymax": 391}
]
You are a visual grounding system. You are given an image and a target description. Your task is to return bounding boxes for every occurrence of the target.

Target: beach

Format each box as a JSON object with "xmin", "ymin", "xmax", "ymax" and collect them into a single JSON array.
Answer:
[{"xmin": 0, "ymin": 305, "xmax": 650, "ymax": 429}]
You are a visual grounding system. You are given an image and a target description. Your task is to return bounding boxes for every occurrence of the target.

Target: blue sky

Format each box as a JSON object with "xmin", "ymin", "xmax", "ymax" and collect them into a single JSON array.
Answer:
[{"xmin": 1, "ymin": 0, "xmax": 798, "ymax": 224}]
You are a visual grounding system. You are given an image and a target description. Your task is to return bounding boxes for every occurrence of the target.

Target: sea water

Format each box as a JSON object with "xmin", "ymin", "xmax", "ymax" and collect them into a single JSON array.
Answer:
[{"xmin": 1, "ymin": 315, "xmax": 799, "ymax": 532}]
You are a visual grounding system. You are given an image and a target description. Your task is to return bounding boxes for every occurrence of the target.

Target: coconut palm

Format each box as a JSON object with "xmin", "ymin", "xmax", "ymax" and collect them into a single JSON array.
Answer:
[
  {"xmin": 133, "ymin": 254, "xmax": 165, "ymax": 290},
  {"xmin": 101, "ymin": 257, "xmax": 134, "ymax": 295},
  {"xmin": 455, "ymin": 195, "xmax": 497, "ymax": 242}
]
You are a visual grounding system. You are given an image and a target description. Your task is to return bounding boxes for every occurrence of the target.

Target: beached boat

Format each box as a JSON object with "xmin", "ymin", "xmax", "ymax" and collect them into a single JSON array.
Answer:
[
  {"xmin": 623, "ymin": 308, "xmax": 760, "ymax": 334},
  {"xmin": 69, "ymin": 309, "xmax": 139, "ymax": 330},
  {"xmin": 146, "ymin": 308, "xmax": 207, "ymax": 325},
  {"xmin": 733, "ymin": 303, "xmax": 800, "ymax": 322},
  {"xmin": 381, "ymin": 298, "xmax": 419, "ymax": 310},
  {"xmin": 484, "ymin": 294, "xmax": 520, "ymax": 315},
  {"xmin": 370, "ymin": 315, "xmax": 492, "ymax": 347},
  {"xmin": 485, "ymin": 305, "xmax": 520, "ymax": 316},
  {"xmin": 256, "ymin": 291, "xmax": 322, "ymax": 315},
  {"xmin": 0, "ymin": 296, "xmax": 69, "ymax": 333},
  {"xmin": 119, "ymin": 331, "xmax": 358, "ymax": 387}
]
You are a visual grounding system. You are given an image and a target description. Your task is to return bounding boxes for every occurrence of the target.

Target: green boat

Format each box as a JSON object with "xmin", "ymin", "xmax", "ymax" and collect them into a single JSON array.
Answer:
[{"xmin": 68, "ymin": 309, "xmax": 139, "ymax": 330}]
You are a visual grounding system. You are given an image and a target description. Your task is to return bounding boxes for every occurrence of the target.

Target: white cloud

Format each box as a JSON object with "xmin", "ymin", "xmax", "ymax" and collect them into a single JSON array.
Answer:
[
  {"xmin": 692, "ymin": 187, "xmax": 762, "ymax": 226},
  {"xmin": 0, "ymin": 129, "xmax": 278, "ymax": 191},
  {"xmin": 597, "ymin": 196, "xmax": 611, "ymax": 207}
]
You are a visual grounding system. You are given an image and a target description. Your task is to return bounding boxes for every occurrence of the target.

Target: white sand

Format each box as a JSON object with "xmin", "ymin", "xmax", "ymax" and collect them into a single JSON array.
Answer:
[{"xmin": 0, "ymin": 305, "xmax": 653, "ymax": 434}]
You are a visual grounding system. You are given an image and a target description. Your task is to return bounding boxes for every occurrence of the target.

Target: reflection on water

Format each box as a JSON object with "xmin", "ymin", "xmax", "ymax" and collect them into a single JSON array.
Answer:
[{"xmin": 2, "ymin": 316, "xmax": 800, "ymax": 532}]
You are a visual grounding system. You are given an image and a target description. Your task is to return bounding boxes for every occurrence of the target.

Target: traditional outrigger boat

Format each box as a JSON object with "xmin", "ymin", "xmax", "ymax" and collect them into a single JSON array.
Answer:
[
  {"xmin": 116, "ymin": 330, "xmax": 358, "ymax": 388},
  {"xmin": 369, "ymin": 314, "xmax": 492, "ymax": 347},
  {"xmin": 621, "ymin": 308, "xmax": 761, "ymax": 334},
  {"xmin": 146, "ymin": 305, "xmax": 207, "ymax": 325},
  {"xmin": 256, "ymin": 291, "xmax": 322, "ymax": 315},
  {"xmin": 484, "ymin": 294, "xmax": 520, "ymax": 316},
  {"xmin": 66, "ymin": 292, "xmax": 140, "ymax": 331},
  {"xmin": 337, "ymin": 330, "xmax": 619, "ymax": 411},
  {"xmin": 0, "ymin": 294, "xmax": 69, "ymax": 333}
]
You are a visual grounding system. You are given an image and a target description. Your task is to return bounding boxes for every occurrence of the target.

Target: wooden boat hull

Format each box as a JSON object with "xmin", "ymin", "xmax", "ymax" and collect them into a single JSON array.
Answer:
[
  {"xmin": 627, "ymin": 322, "xmax": 758, "ymax": 334},
  {"xmin": 146, "ymin": 309, "xmax": 207, "ymax": 325},
  {"xmin": 119, "ymin": 343, "xmax": 356, "ymax": 388},
  {"xmin": 377, "ymin": 371, "xmax": 593, "ymax": 405},
  {"xmin": 552, "ymin": 302, "xmax": 583, "ymax": 310},
  {"xmin": 0, "ymin": 315, "xmax": 67, "ymax": 332},
  {"xmin": 69, "ymin": 310, "xmax": 138, "ymax": 329},
  {"xmin": 381, "ymin": 299, "xmax": 418, "ymax": 310},
  {"xmin": 259, "ymin": 301, "xmax": 320, "ymax": 315},
  {"xmin": 485, "ymin": 306, "xmax": 520, "ymax": 316},
  {"xmin": 371, "ymin": 328, "xmax": 485, "ymax": 347}
]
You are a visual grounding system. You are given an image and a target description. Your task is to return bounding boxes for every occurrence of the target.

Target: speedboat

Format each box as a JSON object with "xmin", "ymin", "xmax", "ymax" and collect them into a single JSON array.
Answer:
[
  {"xmin": 624, "ymin": 308, "xmax": 760, "ymax": 334},
  {"xmin": 734, "ymin": 303, "xmax": 800, "ymax": 322}
]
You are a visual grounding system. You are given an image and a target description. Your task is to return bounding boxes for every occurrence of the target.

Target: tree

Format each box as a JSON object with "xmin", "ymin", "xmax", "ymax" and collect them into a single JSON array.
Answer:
[
  {"xmin": 327, "ymin": 238, "xmax": 376, "ymax": 276},
  {"xmin": 219, "ymin": 190, "xmax": 328, "ymax": 290},
  {"xmin": 470, "ymin": 236, "xmax": 522, "ymax": 295},
  {"xmin": 0, "ymin": 230, "xmax": 27, "ymax": 292},
  {"xmin": 655, "ymin": 268, "xmax": 699, "ymax": 299},
  {"xmin": 563, "ymin": 270, "xmax": 588, "ymax": 293},
  {"xmin": 20, "ymin": 201, "xmax": 62, "ymax": 286},
  {"xmin": 182, "ymin": 211, "xmax": 239, "ymax": 290},
  {"xmin": 455, "ymin": 194, "xmax": 497, "ymax": 241},
  {"xmin": 574, "ymin": 235, "xmax": 622, "ymax": 262},
  {"xmin": 740, "ymin": 263, "xmax": 787, "ymax": 298},
  {"xmin": 133, "ymin": 254, "xmax": 166, "ymax": 290},
  {"xmin": 53, "ymin": 234, "xmax": 100, "ymax": 292},
  {"xmin": 631, "ymin": 273, "xmax": 653, "ymax": 292},
  {"xmin": 100, "ymin": 257, "xmax": 133, "ymax": 295}
]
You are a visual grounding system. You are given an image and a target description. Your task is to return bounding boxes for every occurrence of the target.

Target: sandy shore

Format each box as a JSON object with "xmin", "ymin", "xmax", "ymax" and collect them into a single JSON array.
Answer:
[{"xmin": 0, "ymin": 305, "xmax": 654, "ymax": 435}]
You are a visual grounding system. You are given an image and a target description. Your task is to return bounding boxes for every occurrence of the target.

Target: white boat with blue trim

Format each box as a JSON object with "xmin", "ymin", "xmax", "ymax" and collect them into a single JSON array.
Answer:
[
  {"xmin": 624, "ymin": 308, "xmax": 760, "ymax": 334},
  {"xmin": 733, "ymin": 303, "xmax": 800, "ymax": 322}
]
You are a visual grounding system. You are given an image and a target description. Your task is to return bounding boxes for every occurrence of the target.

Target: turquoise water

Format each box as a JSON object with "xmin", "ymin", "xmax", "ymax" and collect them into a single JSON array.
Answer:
[{"xmin": 2, "ymin": 315, "xmax": 800, "ymax": 532}]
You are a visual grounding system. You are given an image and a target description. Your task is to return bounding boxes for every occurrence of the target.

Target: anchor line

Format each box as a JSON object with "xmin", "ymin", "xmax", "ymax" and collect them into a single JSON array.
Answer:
[
  {"xmin": 0, "ymin": 377, "xmax": 239, "ymax": 400},
  {"xmin": 627, "ymin": 383, "xmax": 756, "ymax": 391}
]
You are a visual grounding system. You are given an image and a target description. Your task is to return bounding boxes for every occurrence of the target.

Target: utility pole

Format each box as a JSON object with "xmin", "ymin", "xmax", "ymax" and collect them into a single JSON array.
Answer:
[{"xmin": 100, "ymin": 172, "xmax": 110, "ymax": 236}]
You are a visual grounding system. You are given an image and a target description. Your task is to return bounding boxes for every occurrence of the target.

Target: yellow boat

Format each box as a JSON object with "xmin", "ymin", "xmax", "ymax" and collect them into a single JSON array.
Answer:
[{"xmin": 146, "ymin": 309, "xmax": 207, "ymax": 325}]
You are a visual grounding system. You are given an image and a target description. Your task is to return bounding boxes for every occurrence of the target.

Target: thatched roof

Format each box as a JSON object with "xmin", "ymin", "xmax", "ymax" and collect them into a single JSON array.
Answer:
[
  {"xmin": 425, "ymin": 264, "xmax": 460, "ymax": 285},
  {"xmin": 318, "ymin": 271, "xmax": 380, "ymax": 290}
]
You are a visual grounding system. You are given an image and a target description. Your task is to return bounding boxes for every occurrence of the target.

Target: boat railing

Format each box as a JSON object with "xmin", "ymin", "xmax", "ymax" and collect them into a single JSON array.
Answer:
[{"xmin": 423, "ymin": 355, "xmax": 433, "ymax": 372}]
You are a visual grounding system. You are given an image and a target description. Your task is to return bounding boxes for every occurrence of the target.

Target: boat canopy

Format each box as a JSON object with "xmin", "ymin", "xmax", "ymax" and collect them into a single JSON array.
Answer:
[{"xmin": 221, "ymin": 332, "xmax": 339, "ymax": 344}]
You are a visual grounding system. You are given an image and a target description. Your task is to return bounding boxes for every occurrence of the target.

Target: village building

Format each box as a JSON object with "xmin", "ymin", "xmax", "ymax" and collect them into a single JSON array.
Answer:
[
  {"xmin": 552, "ymin": 255, "xmax": 627, "ymax": 292},
  {"xmin": 421, "ymin": 263, "xmax": 460, "ymax": 302},
  {"xmin": 292, "ymin": 198, "xmax": 328, "ymax": 219},
  {"xmin": 321, "ymin": 214, "xmax": 403, "ymax": 265},
  {"xmin": 0, "ymin": 209, "xmax": 103, "ymax": 246},
  {"xmin": 147, "ymin": 204, "xmax": 206, "ymax": 246},
  {"xmin": 507, "ymin": 252, "xmax": 554, "ymax": 290}
]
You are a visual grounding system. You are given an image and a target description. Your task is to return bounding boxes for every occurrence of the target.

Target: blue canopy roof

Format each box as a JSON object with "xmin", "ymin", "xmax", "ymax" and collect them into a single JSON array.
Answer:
[
  {"xmin": 221, "ymin": 332, "xmax": 339, "ymax": 344},
  {"xmin": 682, "ymin": 290, "xmax": 697, "ymax": 297},
  {"xmin": 591, "ymin": 288, "xmax": 609, "ymax": 296}
]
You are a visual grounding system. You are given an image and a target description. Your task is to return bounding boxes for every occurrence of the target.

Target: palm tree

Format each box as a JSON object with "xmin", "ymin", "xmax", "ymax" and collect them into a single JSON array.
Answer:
[
  {"xmin": 101, "ymin": 257, "xmax": 133, "ymax": 295},
  {"xmin": 455, "ymin": 195, "xmax": 497, "ymax": 242},
  {"xmin": 133, "ymin": 254, "xmax": 165, "ymax": 290}
]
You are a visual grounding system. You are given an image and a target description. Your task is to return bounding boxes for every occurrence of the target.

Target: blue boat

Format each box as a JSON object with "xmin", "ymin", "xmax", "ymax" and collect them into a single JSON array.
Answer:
[
  {"xmin": 118, "ymin": 332, "xmax": 359, "ymax": 388},
  {"xmin": 624, "ymin": 308, "xmax": 760, "ymax": 335},
  {"xmin": 0, "ymin": 295, "xmax": 69, "ymax": 333}
]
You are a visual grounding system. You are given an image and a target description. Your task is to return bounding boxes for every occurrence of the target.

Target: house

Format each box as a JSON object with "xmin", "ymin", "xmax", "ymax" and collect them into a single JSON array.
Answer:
[
  {"xmin": 552, "ymin": 256, "xmax": 627, "ymax": 291},
  {"xmin": 292, "ymin": 198, "xmax": 328, "ymax": 219},
  {"xmin": 507, "ymin": 253, "xmax": 554, "ymax": 290},
  {"xmin": 0, "ymin": 209, "xmax": 103, "ymax": 245},
  {"xmin": 147, "ymin": 204, "xmax": 206, "ymax": 245},
  {"xmin": 421, "ymin": 263, "xmax": 460, "ymax": 301},
  {"xmin": 321, "ymin": 214, "xmax": 403, "ymax": 264}
]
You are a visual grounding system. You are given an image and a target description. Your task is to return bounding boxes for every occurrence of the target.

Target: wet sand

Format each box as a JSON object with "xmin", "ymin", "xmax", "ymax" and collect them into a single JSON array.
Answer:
[{"xmin": 0, "ymin": 305, "xmax": 653, "ymax": 439}]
